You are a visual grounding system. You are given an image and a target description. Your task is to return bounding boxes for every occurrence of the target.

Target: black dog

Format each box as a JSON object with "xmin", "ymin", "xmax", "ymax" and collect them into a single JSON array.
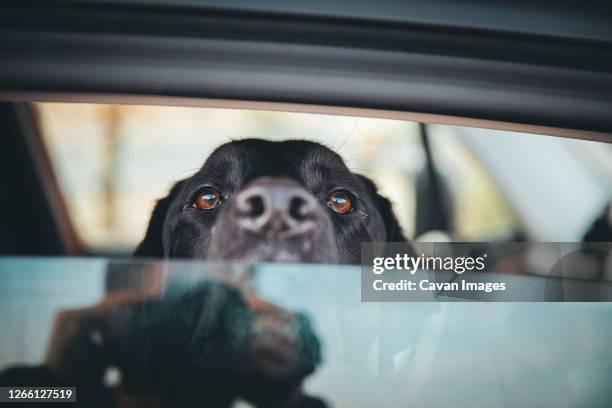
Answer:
[
  {"xmin": 128, "ymin": 139, "xmax": 407, "ymax": 407},
  {"xmin": 0, "ymin": 140, "xmax": 408, "ymax": 408},
  {"xmin": 135, "ymin": 139, "xmax": 406, "ymax": 263}
]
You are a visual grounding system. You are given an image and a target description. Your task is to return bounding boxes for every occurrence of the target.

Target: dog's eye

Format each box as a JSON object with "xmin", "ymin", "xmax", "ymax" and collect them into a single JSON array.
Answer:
[
  {"xmin": 327, "ymin": 191, "xmax": 353, "ymax": 214},
  {"xmin": 193, "ymin": 188, "xmax": 221, "ymax": 210}
]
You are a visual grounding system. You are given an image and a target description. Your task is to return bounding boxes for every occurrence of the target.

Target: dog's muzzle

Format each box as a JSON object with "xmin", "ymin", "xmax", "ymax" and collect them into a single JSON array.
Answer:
[{"xmin": 208, "ymin": 177, "xmax": 338, "ymax": 263}]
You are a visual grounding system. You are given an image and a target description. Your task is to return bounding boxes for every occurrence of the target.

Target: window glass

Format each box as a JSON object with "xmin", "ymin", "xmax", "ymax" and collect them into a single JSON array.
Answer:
[
  {"xmin": 36, "ymin": 103, "xmax": 612, "ymax": 252},
  {"xmin": 428, "ymin": 124, "xmax": 518, "ymax": 241},
  {"xmin": 433, "ymin": 125, "xmax": 612, "ymax": 242},
  {"xmin": 36, "ymin": 103, "xmax": 421, "ymax": 251}
]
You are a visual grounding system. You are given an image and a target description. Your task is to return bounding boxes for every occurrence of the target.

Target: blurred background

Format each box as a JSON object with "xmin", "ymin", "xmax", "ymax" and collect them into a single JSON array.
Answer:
[{"xmin": 35, "ymin": 102, "xmax": 612, "ymax": 254}]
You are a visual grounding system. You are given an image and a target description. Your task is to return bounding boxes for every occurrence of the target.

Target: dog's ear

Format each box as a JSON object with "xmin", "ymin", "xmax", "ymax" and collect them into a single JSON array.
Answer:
[
  {"xmin": 134, "ymin": 180, "xmax": 185, "ymax": 257},
  {"xmin": 356, "ymin": 175, "xmax": 406, "ymax": 242}
]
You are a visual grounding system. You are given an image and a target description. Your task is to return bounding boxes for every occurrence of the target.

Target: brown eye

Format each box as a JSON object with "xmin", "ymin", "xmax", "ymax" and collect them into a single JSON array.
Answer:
[
  {"xmin": 327, "ymin": 191, "xmax": 353, "ymax": 214},
  {"xmin": 193, "ymin": 188, "xmax": 221, "ymax": 210}
]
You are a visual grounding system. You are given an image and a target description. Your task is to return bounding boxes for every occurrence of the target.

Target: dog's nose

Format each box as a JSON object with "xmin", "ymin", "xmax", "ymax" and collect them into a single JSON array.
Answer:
[{"xmin": 235, "ymin": 177, "xmax": 319, "ymax": 236}]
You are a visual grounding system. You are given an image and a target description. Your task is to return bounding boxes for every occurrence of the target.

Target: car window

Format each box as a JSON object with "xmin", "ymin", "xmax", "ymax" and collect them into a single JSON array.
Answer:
[
  {"xmin": 36, "ymin": 102, "xmax": 612, "ymax": 253},
  {"xmin": 1, "ymin": 258, "xmax": 611, "ymax": 407},
  {"xmin": 1, "ymin": 102, "xmax": 611, "ymax": 408},
  {"xmin": 36, "ymin": 103, "xmax": 422, "ymax": 251}
]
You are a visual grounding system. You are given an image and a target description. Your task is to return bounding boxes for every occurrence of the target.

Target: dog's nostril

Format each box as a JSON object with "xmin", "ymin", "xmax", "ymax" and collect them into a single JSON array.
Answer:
[
  {"xmin": 247, "ymin": 195, "xmax": 265, "ymax": 218},
  {"xmin": 289, "ymin": 196, "xmax": 310, "ymax": 221}
]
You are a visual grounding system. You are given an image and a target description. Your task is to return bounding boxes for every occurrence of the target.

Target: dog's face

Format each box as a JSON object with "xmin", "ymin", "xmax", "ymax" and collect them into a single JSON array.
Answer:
[{"xmin": 135, "ymin": 139, "xmax": 405, "ymax": 263}]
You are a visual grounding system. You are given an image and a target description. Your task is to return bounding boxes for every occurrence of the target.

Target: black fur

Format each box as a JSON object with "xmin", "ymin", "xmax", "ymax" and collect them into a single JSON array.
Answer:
[{"xmin": 135, "ymin": 139, "xmax": 406, "ymax": 264}]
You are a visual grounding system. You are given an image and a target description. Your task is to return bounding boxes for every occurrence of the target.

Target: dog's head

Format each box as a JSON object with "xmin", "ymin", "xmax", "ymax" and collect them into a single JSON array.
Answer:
[{"xmin": 135, "ymin": 139, "xmax": 405, "ymax": 263}]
